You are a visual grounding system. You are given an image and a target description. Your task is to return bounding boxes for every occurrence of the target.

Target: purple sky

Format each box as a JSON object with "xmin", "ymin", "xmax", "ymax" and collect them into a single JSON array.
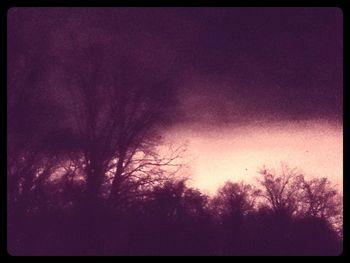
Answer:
[
  {"xmin": 8, "ymin": 7, "xmax": 342, "ymax": 124},
  {"xmin": 8, "ymin": 8, "xmax": 343, "ymax": 192}
]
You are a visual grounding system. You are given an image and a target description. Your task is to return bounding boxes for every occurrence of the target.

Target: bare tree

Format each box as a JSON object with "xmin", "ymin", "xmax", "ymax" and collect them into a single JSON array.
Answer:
[
  {"xmin": 256, "ymin": 164, "xmax": 342, "ymax": 237},
  {"xmin": 51, "ymin": 35, "xmax": 183, "ymax": 208},
  {"xmin": 211, "ymin": 181, "xmax": 258, "ymax": 222},
  {"xmin": 256, "ymin": 163, "xmax": 305, "ymax": 216},
  {"xmin": 300, "ymin": 177, "xmax": 343, "ymax": 236},
  {"xmin": 147, "ymin": 179, "xmax": 208, "ymax": 221}
]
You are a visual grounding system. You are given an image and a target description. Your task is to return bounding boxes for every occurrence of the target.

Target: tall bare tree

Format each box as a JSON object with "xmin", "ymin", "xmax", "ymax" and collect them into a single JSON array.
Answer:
[{"xmin": 51, "ymin": 34, "xmax": 183, "ymax": 208}]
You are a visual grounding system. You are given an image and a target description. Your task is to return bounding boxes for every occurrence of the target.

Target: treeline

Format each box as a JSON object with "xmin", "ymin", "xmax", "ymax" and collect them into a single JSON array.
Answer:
[{"xmin": 8, "ymin": 163, "xmax": 342, "ymax": 256}]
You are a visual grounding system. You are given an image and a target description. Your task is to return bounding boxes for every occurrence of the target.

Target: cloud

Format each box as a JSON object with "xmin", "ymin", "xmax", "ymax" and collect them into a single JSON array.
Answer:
[{"xmin": 8, "ymin": 7, "xmax": 342, "ymax": 129}]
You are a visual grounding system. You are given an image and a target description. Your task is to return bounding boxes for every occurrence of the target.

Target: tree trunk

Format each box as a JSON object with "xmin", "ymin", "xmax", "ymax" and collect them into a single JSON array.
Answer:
[{"xmin": 109, "ymin": 152, "xmax": 126, "ymax": 205}]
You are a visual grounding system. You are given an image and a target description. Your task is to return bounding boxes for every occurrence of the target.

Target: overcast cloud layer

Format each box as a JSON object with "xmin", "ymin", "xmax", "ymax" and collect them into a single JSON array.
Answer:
[{"xmin": 8, "ymin": 8, "xmax": 342, "ymax": 128}]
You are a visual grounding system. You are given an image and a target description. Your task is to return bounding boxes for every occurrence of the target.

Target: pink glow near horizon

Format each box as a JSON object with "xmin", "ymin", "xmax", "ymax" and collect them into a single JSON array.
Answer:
[{"xmin": 165, "ymin": 120, "xmax": 343, "ymax": 195}]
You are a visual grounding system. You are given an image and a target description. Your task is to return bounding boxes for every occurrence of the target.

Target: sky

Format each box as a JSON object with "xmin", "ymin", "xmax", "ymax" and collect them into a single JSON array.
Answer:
[
  {"xmin": 165, "ymin": 120, "xmax": 343, "ymax": 195},
  {"xmin": 8, "ymin": 8, "xmax": 343, "ymax": 194}
]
